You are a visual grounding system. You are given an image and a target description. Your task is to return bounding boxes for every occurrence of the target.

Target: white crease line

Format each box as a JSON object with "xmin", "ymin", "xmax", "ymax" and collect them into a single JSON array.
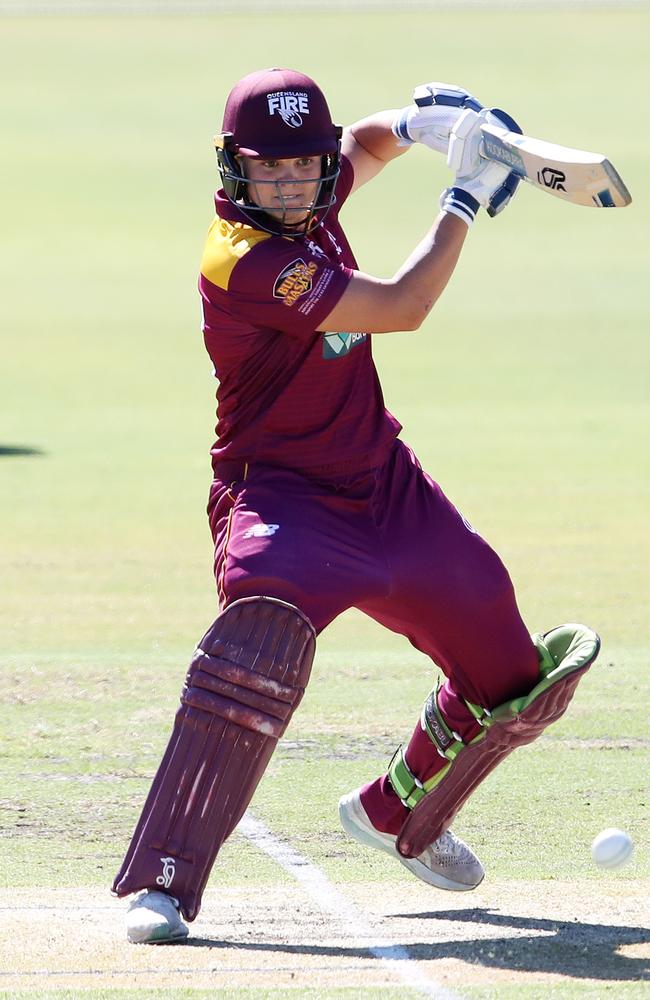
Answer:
[
  {"xmin": 239, "ymin": 813, "xmax": 462, "ymax": 1000},
  {"xmin": 0, "ymin": 964, "xmax": 386, "ymax": 980}
]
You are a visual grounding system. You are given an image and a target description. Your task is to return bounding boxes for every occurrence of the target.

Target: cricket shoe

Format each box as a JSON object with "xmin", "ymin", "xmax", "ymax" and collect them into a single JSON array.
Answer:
[
  {"xmin": 338, "ymin": 788, "xmax": 484, "ymax": 891},
  {"xmin": 125, "ymin": 889, "xmax": 189, "ymax": 944}
]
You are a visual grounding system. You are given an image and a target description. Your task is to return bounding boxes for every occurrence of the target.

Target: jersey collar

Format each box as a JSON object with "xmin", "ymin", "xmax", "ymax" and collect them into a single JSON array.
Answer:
[{"xmin": 214, "ymin": 189, "xmax": 250, "ymax": 225}]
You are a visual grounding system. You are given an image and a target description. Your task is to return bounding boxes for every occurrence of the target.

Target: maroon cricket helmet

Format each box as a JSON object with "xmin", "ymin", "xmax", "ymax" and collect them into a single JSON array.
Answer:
[
  {"xmin": 215, "ymin": 68, "xmax": 343, "ymax": 236},
  {"xmin": 221, "ymin": 67, "xmax": 340, "ymax": 159}
]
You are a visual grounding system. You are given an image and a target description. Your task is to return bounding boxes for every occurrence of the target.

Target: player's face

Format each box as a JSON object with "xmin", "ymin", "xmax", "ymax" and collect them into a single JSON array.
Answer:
[{"xmin": 240, "ymin": 156, "xmax": 321, "ymax": 226}]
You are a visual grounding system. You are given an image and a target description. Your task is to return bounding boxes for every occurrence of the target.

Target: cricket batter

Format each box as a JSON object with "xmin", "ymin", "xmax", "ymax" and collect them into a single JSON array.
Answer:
[{"xmin": 113, "ymin": 69, "xmax": 600, "ymax": 943}]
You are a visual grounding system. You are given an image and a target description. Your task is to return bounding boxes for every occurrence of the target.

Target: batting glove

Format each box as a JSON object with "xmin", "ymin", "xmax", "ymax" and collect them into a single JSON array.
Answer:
[
  {"xmin": 444, "ymin": 107, "xmax": 523, "ymax": 221},
  {"xmin": 392, "ymin": 82, "xmax": 484, "ymax": 154}
]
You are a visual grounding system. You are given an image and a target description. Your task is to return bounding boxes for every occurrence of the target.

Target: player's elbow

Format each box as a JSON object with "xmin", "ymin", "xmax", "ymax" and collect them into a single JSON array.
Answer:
[
  {"xmin": 383, "ymin": 277, "xmax": 436, "ymax": 331},
  {"xmin": 397, "ymin": 293, "xmax": 434, "ymax": 332},
  {"xmin": 405, "ymin": 305, "xmax": 431, "ymax": 331}
]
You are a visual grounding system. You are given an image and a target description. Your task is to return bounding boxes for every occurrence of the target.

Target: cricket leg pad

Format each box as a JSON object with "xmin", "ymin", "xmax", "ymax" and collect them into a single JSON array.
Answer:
[
  {"xmin": 395, "ymin": 623, "xmax": 600, "ymax": 859},
  {"xmin": 112, "ymin": 597, "xmax": 316, "ymax": 920}
]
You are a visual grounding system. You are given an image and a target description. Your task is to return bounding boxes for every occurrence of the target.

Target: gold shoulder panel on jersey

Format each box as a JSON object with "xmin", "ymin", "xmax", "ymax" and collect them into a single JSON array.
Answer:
[{"xmin": 201, "ymin": 219, "xmax": 272, "ymax": 290}]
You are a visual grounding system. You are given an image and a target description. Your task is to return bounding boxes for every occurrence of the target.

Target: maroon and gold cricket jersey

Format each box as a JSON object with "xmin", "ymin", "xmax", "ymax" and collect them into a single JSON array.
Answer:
[{"xmin": 199, "ymin": 156, "xmax": 401, "ymax": 476}]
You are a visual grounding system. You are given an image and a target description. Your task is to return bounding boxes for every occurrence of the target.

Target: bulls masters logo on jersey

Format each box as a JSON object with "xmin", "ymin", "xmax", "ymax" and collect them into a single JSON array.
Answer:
[
  {"xmin": 267, "ymin": 90, "xmax": 309, "ymax": 128},
  {"xmin": 273, "ymin": 258, "xmax": 318, "ymax": 307}
]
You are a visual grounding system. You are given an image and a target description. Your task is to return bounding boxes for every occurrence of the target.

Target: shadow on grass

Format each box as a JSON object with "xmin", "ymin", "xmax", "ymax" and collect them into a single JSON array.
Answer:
[
  {"xmin": 185, "ymin": 907, "xmax": 649, "ymax": 982},
  {"xmin": 0, "ymin": 445, "xmax": 45, "ymax": 457}
]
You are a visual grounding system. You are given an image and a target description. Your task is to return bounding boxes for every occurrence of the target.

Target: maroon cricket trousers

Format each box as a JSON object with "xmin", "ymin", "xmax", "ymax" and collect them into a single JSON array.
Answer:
[{"xmin": 208, "ymin": 437, "xmax": 539, "ymax": 827}]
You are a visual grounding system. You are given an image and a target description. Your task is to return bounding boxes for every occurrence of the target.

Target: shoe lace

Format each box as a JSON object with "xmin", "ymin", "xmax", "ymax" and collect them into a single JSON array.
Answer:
[{"xmin": 433, "ymin": 829, "xmax": 466, "ymax": 858}]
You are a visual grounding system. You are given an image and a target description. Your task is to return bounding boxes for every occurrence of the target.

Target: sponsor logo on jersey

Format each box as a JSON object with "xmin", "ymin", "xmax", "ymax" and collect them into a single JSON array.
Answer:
[
  {"xmin": 267, "ymin": 91, "xmax": 309, "ymax": 128},
  {"xmin": 304, "ymin": 237, "xmax": 328, "ymax": 259},
  {"xmin": 156, "ymin": 856, "xmax": 176, "ymax": 889},
  {"xmin": 322, "ymin": 332, "xmax": 367, "ymax": 360},
  {"xmin": 273, "ymin": 258, "xmax": 318, "ymax": 306},
  {"xmin": 243, "ymin": 523, "xmax": 280, "ymax": 539}
]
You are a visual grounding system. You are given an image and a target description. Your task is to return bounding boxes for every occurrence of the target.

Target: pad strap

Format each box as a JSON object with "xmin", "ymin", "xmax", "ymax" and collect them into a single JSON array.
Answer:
[
  {"xmin": 388, "ymin": 683, "xmax": 470, "ymax": 808},
  {"xmin": 421, "ymin": 681, "xmax": 467, "ymax": 759},
  {"xmin": 388, "ymin": 746, "xmax": 451, "ymax": 810}
]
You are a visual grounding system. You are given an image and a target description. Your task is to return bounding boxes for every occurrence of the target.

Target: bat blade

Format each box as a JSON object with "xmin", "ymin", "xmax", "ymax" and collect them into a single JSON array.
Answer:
[{"xmin": 480, "ymin": 123, "xmax": 632, "ymax": 208}]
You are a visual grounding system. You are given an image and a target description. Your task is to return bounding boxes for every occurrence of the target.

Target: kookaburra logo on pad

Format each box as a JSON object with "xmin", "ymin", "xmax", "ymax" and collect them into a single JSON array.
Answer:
[
  {"xmin": 267, "ymin": 91, "xmax": 309, "ymax": 128},
  {"xmin": 156, "ymin": 856, "xmax": 176, "ymax": 889}
]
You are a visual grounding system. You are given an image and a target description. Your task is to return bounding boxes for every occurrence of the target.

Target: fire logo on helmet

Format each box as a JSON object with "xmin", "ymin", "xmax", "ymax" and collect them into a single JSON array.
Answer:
[{"xmin": 267, "ymin": 91, "xmax": 309, "ymax": 128}]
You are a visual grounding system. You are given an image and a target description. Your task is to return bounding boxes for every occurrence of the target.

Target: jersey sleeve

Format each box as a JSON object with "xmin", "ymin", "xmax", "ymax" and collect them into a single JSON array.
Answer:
[{"xmin": 222, "ymin": 238, "xmax": 352, "ymax": 338}]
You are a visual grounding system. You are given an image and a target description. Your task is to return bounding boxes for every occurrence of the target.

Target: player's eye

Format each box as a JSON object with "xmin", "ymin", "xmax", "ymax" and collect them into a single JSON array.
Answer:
[{"xmin": 297, "ymin": 158, "xmax": 314, "ymax": 168}]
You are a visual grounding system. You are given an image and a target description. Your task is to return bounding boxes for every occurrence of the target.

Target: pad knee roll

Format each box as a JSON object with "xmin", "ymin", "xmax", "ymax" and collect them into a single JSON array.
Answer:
[{"xmin": 185, "ymin": 597, "xmax": 312, "ymax": 738}]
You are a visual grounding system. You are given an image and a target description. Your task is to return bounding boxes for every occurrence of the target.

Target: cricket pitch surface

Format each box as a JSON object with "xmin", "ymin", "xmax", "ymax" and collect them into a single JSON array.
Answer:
[{"xmin": 2, "ymin": 880, "xmax": 648, "ymax": 996}]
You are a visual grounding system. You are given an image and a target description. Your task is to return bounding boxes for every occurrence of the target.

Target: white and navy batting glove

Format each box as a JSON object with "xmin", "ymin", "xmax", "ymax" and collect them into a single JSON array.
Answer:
[
  {"xmin": 392, "ymin": 82, "xmax": 484, "ymax": 154},
  {"xmin": 446, "ymin": 106, "xmax": 523, "ymax": 218}
]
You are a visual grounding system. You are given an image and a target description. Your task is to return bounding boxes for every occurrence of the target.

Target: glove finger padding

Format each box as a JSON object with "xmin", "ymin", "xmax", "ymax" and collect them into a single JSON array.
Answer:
[
  {"xmin": 399, "ymin": 104, "xmax": 469, "ymax": 154},
  {"xmin": 447, "ymin": 108, "xmax": 484, "ymax": 175},
  {"xmin": 448, "ymin": 158, "xmax": 513, "ymax": 212},
  {"xmin": 484, "ymin": 107, "xmax": 523, "ymax": 216},
  {"xmin": 413, "ymin": 81, "xmax": 483, "ymax": 113},
  {"xmin": 448, "ymin": 107, "xmax": 521, "ymax": 178},
  {"xmin": 392, "ymin": 81, "xmax": 484, "ymax": 153},
  {"xmin": 487, "ymin": 171, "xmax": 521, "ymax": 217}
]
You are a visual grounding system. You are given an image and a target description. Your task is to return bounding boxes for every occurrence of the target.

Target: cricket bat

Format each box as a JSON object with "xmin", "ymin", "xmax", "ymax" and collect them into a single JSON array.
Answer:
[{"xmin": 480, "ymin": 123, "xmax": 632, "ymax": 208}]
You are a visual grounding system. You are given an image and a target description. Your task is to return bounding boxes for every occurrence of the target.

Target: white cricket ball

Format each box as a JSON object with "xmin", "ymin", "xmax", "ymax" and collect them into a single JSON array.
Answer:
[{"xmin": 591, "ymin": 828, "xmax": 634, "ymax": 870}]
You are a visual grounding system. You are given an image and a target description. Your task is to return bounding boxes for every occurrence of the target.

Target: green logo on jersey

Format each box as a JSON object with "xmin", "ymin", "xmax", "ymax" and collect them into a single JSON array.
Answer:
[{"xmin": 322, "ymin": 332, "xmax": 367, "ymax": 360}]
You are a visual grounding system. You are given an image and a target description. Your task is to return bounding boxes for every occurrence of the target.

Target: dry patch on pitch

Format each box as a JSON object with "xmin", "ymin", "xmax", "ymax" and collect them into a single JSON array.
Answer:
[{"xmin": 1, "ymin": 880, "xmax": 648, "ymax": 994}]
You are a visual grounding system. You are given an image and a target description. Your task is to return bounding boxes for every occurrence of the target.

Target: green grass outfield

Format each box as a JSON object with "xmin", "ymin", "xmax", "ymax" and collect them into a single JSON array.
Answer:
[{"xmin": 1, "ymin": 7, "xmax": 648, "ymax": 998}]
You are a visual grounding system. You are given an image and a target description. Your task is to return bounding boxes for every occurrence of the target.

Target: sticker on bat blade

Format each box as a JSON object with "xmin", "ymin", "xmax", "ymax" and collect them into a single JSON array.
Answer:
[
  {"xmin": 481, "ymin": 134, "xmax": 526, "ymax": 173},
  {"xmin": 593, "ymin": 189, "xmax": 615, "ymax": 208},
  {"xmin": 537, "ymin": 167, "xmax": 566, "ymax": 191}
]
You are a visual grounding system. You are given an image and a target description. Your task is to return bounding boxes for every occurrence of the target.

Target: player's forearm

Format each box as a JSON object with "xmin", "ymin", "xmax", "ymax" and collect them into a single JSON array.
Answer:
[
  {"xmin": 347, "ymin": 110, "xmax": 410, "ymax": 164},
  {"xmin": 316, "ymin": 211, "xmax": 468, "ymax": 335},
  {"xmin": 389, "ymin": 211, "xmax": 468, "ymax": 329}
]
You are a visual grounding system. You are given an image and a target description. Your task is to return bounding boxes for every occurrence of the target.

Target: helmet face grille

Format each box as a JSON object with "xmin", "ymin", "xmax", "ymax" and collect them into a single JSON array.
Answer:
[{"xmin": 216, "ymin": 134, "xmax": 342, "ymax": 237}]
